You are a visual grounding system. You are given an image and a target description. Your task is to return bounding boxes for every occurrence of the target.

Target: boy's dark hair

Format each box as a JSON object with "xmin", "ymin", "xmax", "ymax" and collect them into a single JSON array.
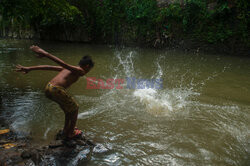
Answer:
[{"xmin": 79, "ymin": 55, "xmax": 94, "ymax": 68}]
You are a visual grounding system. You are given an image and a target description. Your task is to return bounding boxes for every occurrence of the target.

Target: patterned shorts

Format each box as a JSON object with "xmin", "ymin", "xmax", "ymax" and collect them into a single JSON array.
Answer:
[{"xmin": 45, "ymin": 82, "xmax": 79, "ymax": 114}]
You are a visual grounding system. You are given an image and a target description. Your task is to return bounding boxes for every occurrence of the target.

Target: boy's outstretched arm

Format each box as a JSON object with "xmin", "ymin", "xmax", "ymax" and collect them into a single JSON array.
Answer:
[
  {"xmin": 30, "ymin": 45, "xmax": 85, "ymax": 76},
  {"xmin": 15, "ymin": 65, "xmax": 63, "ymax": 74}
]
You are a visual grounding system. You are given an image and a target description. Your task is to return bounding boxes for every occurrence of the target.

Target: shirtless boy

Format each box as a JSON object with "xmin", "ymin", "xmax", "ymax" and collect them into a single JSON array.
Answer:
[{"xmin": 15, "ymin": 45, "xmax": 94, "ymax": 139}]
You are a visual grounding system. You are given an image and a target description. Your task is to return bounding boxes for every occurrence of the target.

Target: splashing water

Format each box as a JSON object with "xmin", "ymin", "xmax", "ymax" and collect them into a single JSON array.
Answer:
[
  {"xmin": 133, "ymin": 88, "xmax": 172, "ymax": 115},
  {"xmin": 78, "ymin": 49, "xmax": 200, "ymax": 118},
  {"xmin": 133, "ymin": 88, "xmax": 199, "ymax": 116},
  {"xmin": 115, "ymin": 50, "xmax": 199, "ymax": 116}
]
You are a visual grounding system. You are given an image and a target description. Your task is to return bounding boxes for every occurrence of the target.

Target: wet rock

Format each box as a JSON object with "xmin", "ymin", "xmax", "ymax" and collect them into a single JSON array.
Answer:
[
  {"xmin": 75, "ymin": 139, "xmax": 87, "ymax": 146},
  {"xmin": 49, "ymin": 140, "xmax": 64, "ymax": 148},
  {"xmin": 17, "ymin": 143, "xmax": 26, "ymax": 148},
  {"xmin": 30, "ymin": 149, "xmax": 42, "ymax": 165},
  {"xmin": 10, "ymin": 155, "xmax": 23, "ymax": 164},
  {"xmin": 0, "ymin": 128, "xmax": 97, "ymax": 166},
  {"xmin": 43, "ymin": 131, "xmax": 96, "ymax": 165},
  {"xmin": 63, "ymin": 140, "xmax": 77, "ymax": 148},
  {"xmin": 24, "ymin": 159, "xmax": 36, "ymax": 166},
  {"xmin": 86, "ymin": 140, "xmax": 96, "ymax": 146},
  {"xmin": 55, "ymin": 130, "xmax": 65, "ymax": 140},
  {"xmin": 21, "ymin": 150, "xmax": 32, "ymax": 159}
]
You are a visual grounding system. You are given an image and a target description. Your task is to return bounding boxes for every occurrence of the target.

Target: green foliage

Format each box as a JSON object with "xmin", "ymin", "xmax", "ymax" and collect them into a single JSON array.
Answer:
[
  {"xmin": 158, "ymin": 0, "xmax": 249, "ymax": 44},
  {"xmin": 95, "ymin": 0, "xmax": 126, "ymax": 40},
  {"xmin": 0, "ymin": 0, "xmax": 249, "ymax": 46},
  {"xmin": 0, "ymin": 0, "xmax": 84, "ymax": 34},
  {"xmin": 157, "ymin": 3, "xmax": 183, "ymax": 37},
  {"xmin": 70, "ymin": 0, "xmax": 159, "ymax": 42},
  {"xmin": 125, "ymin": 0, "xmax": 158, "ymax": 41},
  {"xmin": 39, "ymin": 0, "xmax": 83, "ymax": 27}
]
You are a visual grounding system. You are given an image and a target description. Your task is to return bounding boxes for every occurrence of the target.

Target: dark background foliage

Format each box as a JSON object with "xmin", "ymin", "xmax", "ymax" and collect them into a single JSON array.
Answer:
[{"xmin": 0, "ymin": 0, "xmax": 249, "ymax": 48}]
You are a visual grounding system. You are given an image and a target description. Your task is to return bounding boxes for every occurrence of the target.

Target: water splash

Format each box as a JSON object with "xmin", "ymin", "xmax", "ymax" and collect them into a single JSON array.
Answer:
[
  {"xmin": 44, "ymin": 127, "xmax": 51, "ymax": 139},
  {"xmin": 78, "ymin": 49, "xmax": 202, "ymax": 118},
  {"xmin": 133, "ymin": 88, "xmax": 199, "ymax": 116},
  {"xmin": 113, "ymin": 50, "xmax": 136, "ymax": 78},
  {"xmin": 85, "ymin": 49, "xmax": 199, "ymax": 117}
]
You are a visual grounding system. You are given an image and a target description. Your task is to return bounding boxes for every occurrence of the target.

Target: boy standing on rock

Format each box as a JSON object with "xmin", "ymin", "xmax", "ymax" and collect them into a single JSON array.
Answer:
[{"xmin": 15, "ymin": 46, "xmax": 94, "ymax": 139}]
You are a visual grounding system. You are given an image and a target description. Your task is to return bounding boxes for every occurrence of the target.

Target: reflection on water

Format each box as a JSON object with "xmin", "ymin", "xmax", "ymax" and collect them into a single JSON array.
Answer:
[{"xmin": 0, "ymin": 39, "xmax": 249, "ymax": 165}]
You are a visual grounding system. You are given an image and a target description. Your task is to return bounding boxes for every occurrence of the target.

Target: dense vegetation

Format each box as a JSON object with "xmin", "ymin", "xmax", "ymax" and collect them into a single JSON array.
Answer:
[{"xmin": 0, "ymin": 0, "xmax": 249, "ymax": 48}]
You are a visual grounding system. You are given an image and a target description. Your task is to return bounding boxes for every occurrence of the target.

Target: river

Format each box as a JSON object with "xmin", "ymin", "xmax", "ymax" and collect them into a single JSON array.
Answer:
[{"xmin": 0, "ymin": 39, "xmax": 249, "ymax": 165}]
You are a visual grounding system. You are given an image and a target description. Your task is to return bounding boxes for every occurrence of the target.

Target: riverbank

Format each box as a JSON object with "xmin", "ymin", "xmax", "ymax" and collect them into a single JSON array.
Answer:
[
  {"xmin": 1, "ymin": 36, "xmax": 249, "ymax": 57},
  {"xmin": 1, "ymin": 0, "xmax": 249, "ymax": 56},
  {"xmin": 0, "ymin": 124, "xmax": 98, "ymax": 165}
]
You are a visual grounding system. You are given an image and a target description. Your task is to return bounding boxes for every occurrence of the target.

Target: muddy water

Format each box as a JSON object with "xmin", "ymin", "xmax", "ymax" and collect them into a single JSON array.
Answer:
[{"xmin": 0, "ymin": 39, "xmax": 249, "ymax": 165}]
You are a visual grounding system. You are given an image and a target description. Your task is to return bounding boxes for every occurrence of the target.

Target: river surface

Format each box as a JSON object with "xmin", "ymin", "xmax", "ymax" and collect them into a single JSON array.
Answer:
[{"xmin": 0, "ymin": 39, "xmax": 249, "ymax": 165}]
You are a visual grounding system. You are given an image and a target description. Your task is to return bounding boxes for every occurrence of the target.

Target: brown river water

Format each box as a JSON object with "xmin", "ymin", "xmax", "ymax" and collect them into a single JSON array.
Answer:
[{"xmin": 0, "ymin": 39, "xmax": 249, "ymax": 165}]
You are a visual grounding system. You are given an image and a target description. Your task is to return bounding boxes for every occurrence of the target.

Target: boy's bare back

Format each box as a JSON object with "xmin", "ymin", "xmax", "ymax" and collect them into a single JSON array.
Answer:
[{"xmin": 50, "ymin": 69, "xmax": 81, "ymax": 89}]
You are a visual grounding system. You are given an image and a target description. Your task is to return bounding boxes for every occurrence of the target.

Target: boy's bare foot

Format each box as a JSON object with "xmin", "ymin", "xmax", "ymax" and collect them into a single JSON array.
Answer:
[{"xmin": 67, "ymin": 129, "xmax": 83, "ymax": 139}]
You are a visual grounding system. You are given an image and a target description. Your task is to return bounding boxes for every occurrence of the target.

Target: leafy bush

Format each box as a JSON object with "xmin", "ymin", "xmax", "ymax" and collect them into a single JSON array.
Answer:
[
  {"xmin": 0, "ymin": 0, "xmax": 249, "ymax": 46},
  {"xmin": 0, "ymin": 0, "xmax": 84, "ymax": 35}
]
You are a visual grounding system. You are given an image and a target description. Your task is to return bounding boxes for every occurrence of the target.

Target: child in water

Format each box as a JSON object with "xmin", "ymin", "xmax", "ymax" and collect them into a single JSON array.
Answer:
[{"xmin": 15, "ymin": 45, "xmax": 94, "ymax": 139}]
